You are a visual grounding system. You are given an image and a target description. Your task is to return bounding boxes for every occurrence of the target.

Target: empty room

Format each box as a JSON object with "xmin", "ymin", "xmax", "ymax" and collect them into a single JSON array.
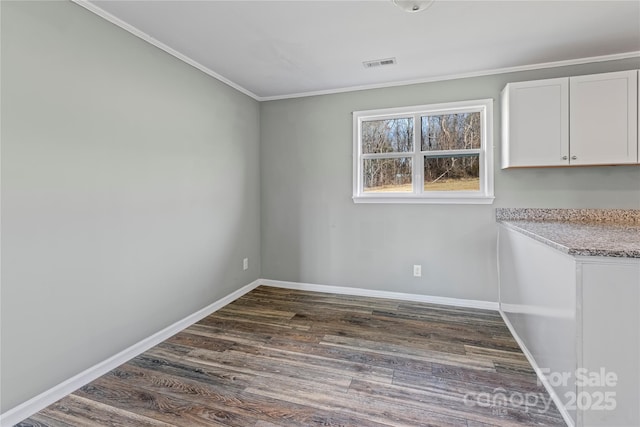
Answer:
[{"xmin": 1, "ymin": 1, "xmax": 639, "ymax": 426}]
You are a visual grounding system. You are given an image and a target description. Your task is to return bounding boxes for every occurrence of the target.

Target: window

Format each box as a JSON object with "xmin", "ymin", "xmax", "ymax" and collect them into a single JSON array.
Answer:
[{"xmin": 353, "ymin": 99, "xmax": 494, "ymax": 204}]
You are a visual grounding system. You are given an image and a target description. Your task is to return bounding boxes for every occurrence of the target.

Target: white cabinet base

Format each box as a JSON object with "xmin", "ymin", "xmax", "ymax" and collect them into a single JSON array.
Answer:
[
  {"xmin": 578, "ymin": 260, "xmax": 640, "ymax": 427},
  {"xmin": 498, "ymin": 225, "xmax": 640, "ymax": 427}
]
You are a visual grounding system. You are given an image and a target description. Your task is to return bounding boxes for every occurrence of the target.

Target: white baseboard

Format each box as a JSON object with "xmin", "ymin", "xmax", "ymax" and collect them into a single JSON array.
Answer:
[
  {"xmin": 1, "ymin": 278, "xmax": 497, "ymax": 426},
  {"xmin": 0, "ymin": 279, "xmax": 261, "ymax": 427},
  {"xmin": 498, "ymin": 308, "xmax": 574, "ymax": 427},
  {"xmin": 260, "ymin": 279, "xmax": 499, "ymax": 311}
]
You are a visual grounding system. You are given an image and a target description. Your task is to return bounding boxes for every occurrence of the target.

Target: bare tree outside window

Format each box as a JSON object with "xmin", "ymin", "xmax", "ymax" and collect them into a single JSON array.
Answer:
[
  {"xmin": 353, "ymin": 99, "xmax": 493, "ymax": 204},
  {"xmin": 362, "ymin": 118, "xmax": 413, "ymax": 154},
  {"xmin": 422, "ymin": 112, "xmax": 480, "ymax": 191},
  {"xmin": 361, "ymin": 118, "xmax": 413, "ymax": 192},
  {"xmin": 421, "ymin": 112, "xmax": 480, "ymax": 151},
  {"xmin": 424, "ymin": 155, "xmax": 479, "ymax": 191},
  {"xmin": 363, "ymin": 158, "xmax": 412, "ymax": 192}
]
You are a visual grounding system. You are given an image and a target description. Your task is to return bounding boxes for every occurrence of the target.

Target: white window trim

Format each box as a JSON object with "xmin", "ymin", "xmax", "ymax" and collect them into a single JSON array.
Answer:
[{"xmin": 352, "ymin": 99, "xmax": 495, "ymax": 204}]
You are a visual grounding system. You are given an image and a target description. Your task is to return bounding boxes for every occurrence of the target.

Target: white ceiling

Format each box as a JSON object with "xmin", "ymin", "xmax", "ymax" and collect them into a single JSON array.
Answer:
[{"xmin": 84, "ymin": 0, "xmax": 640, "ymax": 100}]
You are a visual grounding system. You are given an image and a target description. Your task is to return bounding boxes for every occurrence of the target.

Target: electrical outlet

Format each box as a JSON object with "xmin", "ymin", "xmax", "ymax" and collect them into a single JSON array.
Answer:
[
  {"xmin": 413, "ymin": 265, "xmax": 422, "ymax": 277},
  {"xmin": 243, "ymin": 258, "xmax": 249, "ymax": 271}
]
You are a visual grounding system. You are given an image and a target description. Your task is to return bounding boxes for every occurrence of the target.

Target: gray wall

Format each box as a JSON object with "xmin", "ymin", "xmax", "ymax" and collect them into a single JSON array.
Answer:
[
  {"xmin": 2, "ymin": 0, "xmax": 640, "ymax": 416},
  {"xmin": 1, "ymin": 1, "xmax": 260, "ymax": 412},
  {"xmin": 260, "ymin": 58, "xmax": 640, "ymax": 300}
]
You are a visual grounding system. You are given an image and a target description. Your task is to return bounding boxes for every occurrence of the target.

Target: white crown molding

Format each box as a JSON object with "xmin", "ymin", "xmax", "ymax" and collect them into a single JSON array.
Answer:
[
  {"xmin": 261, "ymin": 279, "xmax": 499, "ymax": 311},
  {"xmin": 71, "ymin": 0, "xmax": 261, "ymax": 101},
  {"xmin": 0, "ymin": 279, "xmax": 261, "ymax": 427},
  {"xmin": 261, "ymin": 51, "xmax": 640, "ymax": 101},
  {"xmin": 72, "ymin": 1, "xmax": 638, "ymax": 102}
]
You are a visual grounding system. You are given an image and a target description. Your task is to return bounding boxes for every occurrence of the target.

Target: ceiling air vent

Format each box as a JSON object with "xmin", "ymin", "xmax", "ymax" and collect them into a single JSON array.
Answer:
[{"xmin": 363, "ymin": 57, "xmax": 397, "ymax": 68}]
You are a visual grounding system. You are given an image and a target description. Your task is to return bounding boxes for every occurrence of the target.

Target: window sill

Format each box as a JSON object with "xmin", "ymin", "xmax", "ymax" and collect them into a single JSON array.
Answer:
[{"xmin": 352, "ymin": 195, "xmax": 495, "ymax": 205}]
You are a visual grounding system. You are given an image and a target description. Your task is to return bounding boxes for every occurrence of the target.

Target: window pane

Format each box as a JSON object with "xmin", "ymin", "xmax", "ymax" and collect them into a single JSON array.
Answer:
[
  {"xmin": 424, "ymin": 155, "xmax": 479, "ymax": 191},
  {"xmin": 421, "ymin": 112, "xmax": 481, "ymax": 151},
  {"xmin": 363, "ymin": 157, "xmax": 412, "ymax": 192},
  {"xmin": 362, "ymin": 118, "xmax": 413, "ymax": 154}
]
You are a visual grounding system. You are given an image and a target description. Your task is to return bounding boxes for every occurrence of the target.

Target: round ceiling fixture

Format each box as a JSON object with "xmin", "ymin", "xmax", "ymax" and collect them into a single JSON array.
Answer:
[{"xmin": 392, "ymin": 0, "xmax": 435, "ymax": 13}]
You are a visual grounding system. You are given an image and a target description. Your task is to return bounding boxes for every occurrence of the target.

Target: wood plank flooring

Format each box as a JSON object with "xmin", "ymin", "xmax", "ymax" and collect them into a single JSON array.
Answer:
[{"xmin": 17, "ymin": 286, "xmax": 566, "ymax": 426}]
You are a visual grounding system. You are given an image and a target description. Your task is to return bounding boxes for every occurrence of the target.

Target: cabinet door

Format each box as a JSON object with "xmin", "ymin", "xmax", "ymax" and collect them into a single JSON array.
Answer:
[
  {"xmin": 502, "ymin": 78, "xmax": 569, "ymax": 168},
  {"xmin": 570, "ymin": 70, "xmax": 638, "ymax": 165}
]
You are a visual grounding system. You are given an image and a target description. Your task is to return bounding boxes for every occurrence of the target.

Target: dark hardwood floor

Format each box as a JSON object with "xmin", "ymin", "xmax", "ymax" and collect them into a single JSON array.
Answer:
[{"xmin": 18, "ymin": 286, "xmax": 566, "ymax": 426}]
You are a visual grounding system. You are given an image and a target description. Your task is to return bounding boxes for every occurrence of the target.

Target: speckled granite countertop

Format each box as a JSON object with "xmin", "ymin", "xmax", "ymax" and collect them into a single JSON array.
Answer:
[{"xmin": 496, "ymin": 209, "xmax": 640, "ymax": 258}]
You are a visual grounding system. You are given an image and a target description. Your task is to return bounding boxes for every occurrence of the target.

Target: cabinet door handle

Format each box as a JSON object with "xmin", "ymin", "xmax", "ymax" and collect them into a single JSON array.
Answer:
[
  {"xmin": 571, "ymin": 155, "xmax": 577, "ymax": 160},
  {"xmin": 562, "ymin": 156, "xmax": 568, "ymax": 160}
]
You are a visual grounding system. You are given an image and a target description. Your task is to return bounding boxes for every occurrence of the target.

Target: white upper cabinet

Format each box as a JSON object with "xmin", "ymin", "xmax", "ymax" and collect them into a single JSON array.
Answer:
[
  {"xmin": 502, "ymin": 70, "xmax": 639, "ymax": 168},
  {"xmin": 501, "ymin": 78, "xmax": 569, "ymax": 168},
  {"xmin": 570, "ymin": 70, "xmax": 638, "ymax": 165}
]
